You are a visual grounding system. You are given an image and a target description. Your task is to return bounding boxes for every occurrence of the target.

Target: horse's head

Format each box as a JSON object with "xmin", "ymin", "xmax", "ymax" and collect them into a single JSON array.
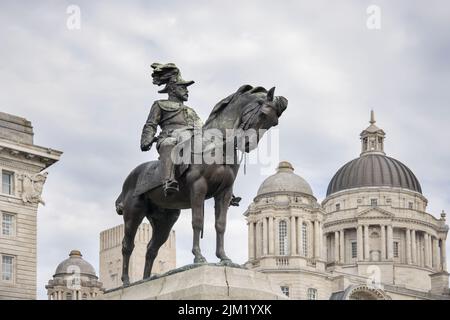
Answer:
[{"xmin": 237, "ymin": 87, "xmax": 288, "ymax": 152}]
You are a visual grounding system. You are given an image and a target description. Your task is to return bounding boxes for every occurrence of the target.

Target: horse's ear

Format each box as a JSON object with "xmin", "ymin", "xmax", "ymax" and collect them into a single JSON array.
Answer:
[{"xmin": 267, "ymin": 87, "xmax": 275, "ymax": 102}]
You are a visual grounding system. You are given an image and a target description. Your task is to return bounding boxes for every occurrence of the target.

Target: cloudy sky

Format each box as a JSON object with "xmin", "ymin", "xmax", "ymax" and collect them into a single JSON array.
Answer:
[{"xmin": 0, "ymin": 0, "xmax": 449, "ymax": 299}]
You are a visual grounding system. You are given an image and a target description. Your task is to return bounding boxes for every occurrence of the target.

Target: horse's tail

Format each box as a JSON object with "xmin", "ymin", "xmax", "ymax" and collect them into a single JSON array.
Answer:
[{"xmin": 115, "ymin": 193, "xmax": 124, "ymax": 215}]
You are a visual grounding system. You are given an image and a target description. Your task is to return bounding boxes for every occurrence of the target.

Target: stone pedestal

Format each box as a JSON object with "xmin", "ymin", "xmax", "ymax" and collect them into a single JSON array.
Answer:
[
  {"xmin": 429, "ymin": 271, "xmax": 450, "ymax": 295},
  {"xmin": 99, "ymin": 264, "xmax": 288, "ymax": 300}
]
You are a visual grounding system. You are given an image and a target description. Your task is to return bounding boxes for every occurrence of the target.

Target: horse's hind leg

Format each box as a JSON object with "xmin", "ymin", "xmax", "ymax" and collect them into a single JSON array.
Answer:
[
  {"xmin": 143, "ymin": 208, "xmax": 180, "ymax": 279},
  {"xmin": 214, "ymin": 188, "xmax": 233, "ymax": 263},
  {"xmin": 121, "ymin": 202, "xmax": 145, "ymax": 286}
]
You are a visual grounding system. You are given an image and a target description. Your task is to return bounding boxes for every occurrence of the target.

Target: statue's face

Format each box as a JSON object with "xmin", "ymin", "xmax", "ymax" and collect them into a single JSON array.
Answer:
[{"xmin": 169, "ymin": 84, "xmax": 189, "ymax": 102}]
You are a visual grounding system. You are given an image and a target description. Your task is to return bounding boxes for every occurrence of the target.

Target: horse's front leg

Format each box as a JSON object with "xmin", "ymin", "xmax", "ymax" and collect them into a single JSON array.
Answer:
[
  {"xmin": 214, "ymin": 188, "xmax": 233, "ymax": 264},
  {"xmin": 191, "ymin": 181, "xmax": 207, "ymax": 263}
]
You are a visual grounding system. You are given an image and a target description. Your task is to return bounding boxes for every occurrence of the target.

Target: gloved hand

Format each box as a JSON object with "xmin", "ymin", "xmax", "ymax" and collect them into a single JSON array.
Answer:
[{"xmin": 141, "ymin": 137, "xmax": 157, "ymax": 151}]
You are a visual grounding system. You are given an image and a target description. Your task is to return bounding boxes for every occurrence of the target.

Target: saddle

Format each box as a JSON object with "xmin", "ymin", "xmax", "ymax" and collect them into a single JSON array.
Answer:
[{"xmin": 133, "ymin": 161, "xmax": 189, "ymax": 197}]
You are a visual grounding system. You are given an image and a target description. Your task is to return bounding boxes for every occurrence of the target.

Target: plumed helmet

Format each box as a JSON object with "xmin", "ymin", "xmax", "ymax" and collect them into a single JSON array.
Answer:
[{"xmin": 151, "ymin": 62, "xmax": 194, "ymax": 93}]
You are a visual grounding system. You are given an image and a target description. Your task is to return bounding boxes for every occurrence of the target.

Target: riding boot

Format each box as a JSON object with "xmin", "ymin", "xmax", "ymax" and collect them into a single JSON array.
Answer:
[{"xmin": 159, "ymin": 143, "xmax": 179, "ymax": 196}]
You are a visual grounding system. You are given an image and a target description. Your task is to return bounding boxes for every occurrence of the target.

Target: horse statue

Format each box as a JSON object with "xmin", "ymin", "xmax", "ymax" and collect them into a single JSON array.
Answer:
[{"xmin": 115, "ymin": 84, "xmax": 287, "ymax": 285}]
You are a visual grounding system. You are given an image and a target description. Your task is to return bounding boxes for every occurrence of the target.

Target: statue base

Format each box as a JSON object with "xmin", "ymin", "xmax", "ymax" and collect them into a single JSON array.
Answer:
[{"xmin": 99, "ymin": 263, "xmax": 288, "ymax": 300}]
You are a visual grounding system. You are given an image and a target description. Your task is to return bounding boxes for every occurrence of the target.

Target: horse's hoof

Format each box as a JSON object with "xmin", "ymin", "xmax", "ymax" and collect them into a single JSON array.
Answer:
[
  {"xmin": 194, "ymin": 256, "xmax": 207, "ymax": 264},
  {"xmin": 219, "ymin": 258, "xmax": 233, "ymax": 266}
]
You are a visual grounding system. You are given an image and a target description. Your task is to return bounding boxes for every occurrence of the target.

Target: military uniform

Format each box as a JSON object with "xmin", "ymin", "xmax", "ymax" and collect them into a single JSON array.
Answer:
[{"xmin": 141, "ymin": 100, "xmax": 203, "ymax": 193}]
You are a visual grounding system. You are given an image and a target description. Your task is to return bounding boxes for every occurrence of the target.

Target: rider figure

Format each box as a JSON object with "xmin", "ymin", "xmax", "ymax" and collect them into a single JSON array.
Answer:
[{"xmin": 141, "ymin": 63, "xmax": 202, "ymax": 196}]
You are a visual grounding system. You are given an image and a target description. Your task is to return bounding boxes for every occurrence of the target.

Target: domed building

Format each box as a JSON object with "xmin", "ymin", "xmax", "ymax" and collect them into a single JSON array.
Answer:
[
  {"xmin": 245, "ymin": 112, "xmax": 449, "ymax": 300},
  {"xmin": 45, "ymin": 250, "xmax": 104, "ymax": 300}
]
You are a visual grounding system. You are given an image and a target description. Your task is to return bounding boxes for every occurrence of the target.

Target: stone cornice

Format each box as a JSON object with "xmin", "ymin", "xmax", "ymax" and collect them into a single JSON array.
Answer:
[
  {"xmin": 253, "ymin": 191, "xmax": 317, "ymax": 202},
  {"xmin": 0, "ymin": 137, "xmax": 62, "ymax": 170},
  {"xmin": 322, "ymin": 186, "xmax": 428, "ymax": 206},
  {"xmin": 323, "ymin": 216, "xmax": 447, "ymax": 235}
]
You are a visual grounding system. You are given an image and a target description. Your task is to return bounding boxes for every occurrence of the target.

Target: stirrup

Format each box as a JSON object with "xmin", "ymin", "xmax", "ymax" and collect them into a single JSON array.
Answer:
[{"xmin": 230, "ymin": 196, "xmax": 242, "ymax": 207}]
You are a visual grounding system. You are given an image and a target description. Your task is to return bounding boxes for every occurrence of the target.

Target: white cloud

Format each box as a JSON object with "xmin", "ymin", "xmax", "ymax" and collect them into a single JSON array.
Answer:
[{"xmin": 0, "ymin": 0, "xmax": 449, "ymax": 299}]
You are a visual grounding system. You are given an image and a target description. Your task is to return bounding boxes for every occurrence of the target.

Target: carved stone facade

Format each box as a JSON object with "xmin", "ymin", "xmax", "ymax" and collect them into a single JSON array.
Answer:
[
  {"xmin": 245, "ymin": 113, "xmax": 449, "ymax": 300},
  {"xmin": 99, "ymin": 223, "xmax": 176, "ymax": 290},
  {"xmin": 0, "ymin": 111, "xmax": 62, "ymax": 299}
]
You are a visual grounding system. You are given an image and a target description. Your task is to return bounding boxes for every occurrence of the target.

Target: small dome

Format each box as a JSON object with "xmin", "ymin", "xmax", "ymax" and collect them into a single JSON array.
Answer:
[
  {"xmin": 54, "ymin": 250, "xmax": 97, "ymax": 277},
  {"xmin": 257, "ymin": 161, "xmax": 314, "ymax": 197},
  {"xmin": 327, "ymin": 154, "xmax": 422, "ymax": 196}
]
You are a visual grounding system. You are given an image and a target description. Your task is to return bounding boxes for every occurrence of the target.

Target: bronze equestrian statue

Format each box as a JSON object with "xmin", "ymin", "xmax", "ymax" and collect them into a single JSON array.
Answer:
[{"xmin": 115, "ymin": 63, "xmax": 287, "ymax": 285}]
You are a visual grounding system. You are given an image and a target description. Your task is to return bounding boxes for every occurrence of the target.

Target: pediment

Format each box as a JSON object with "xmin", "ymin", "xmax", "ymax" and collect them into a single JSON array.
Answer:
[{"xmin": 357, "ymin": 207, "xmax": 394, "ymax": 219}]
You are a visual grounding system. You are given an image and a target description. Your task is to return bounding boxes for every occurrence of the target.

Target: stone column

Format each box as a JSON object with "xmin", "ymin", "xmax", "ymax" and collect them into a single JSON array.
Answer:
[
  {"xmin": 249, "ymin": 222, "xmax": 255, "ymax": 260},
  {"xmin": 406, "ymin": 228, "xmax": 411, "ymax": 264},
  {"xmin": 411, "ymin": 230, "xmax": 417, "ymax": 264},
  {"xmin": 323, "ymin": 232, "xmax": 327, "ymax": 261},
  {"xmin": 268, "ymin": 217, "xmax": 274, "ymax": 255},
  {"xmin": 387, "ymin": 225, "xmax": 393, "ymax": 260},
  {"xmin": 381, "ymin": 225, "xmax": 386, "ymax": 260},
  {"xmin": 428, "ymin": 234, "xmax": 436, "ymax": 268},
  {"xmin": 441, "ymin": 239, "xmax": 447, "ymax": 271},
  {"xmin": 339, "ymin": 229, "xmax": 345, "ymax": 263},
  {"xmin": 334, "ymin": 231, "xmax": 339, "ymax": 263},
  {"xmin": 262, "ymin": 217, "xmax": 268, "ymax": 256},
  {"xmin": 429, "ymin": 236, "xmax": 434, "ymax": 268},
  {"xmin": 314, "ymin": 221, "xmax": 320, "ymax": 259},
  {"xmin": 317, "ymin": 221, "xmax": 324, "ymax": 259},
  {"xmin": 418, "ymin": 235, "xmax": 423, "ymax": 267},
  {"xmin": 308, "ymin": 221, "xmax": 314, "ymax": 258},
  {"xmin": 290, "ymin": 216, "xmax": 296, "ymax": 255},
  {"xmin": 433, "ymin": 238, "xmax": 440, "ymax": 270},
  {"xmin": 364, "ymin": 225, "xmax": 370, "ymax": 261},
  {"xmin": 255, "ymin": 222, "xmax": 261, "ymax": 257},
  {"xmin": 297, "ymin": 217, "xmax": 303, "ymax": 256},
  {"xmin": 357, "ymin": 225, "xmax": 363, "ymax": 261},
  {"xmin": 424, "ymin": 233, "xmax": 430, "ymax": 268}
]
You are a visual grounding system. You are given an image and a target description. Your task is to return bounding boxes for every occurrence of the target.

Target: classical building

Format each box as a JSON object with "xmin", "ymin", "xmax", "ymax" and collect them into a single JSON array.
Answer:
[
  {"xmin": 0, "ymin": 112, "xmax": 62, "ymax": 300},
  {"xmin": 99, "ymin": 223, "xmax": 176, "ymax": 290},
  {"xmin": 245, "ymin": 112, "xmax": 449, "ymax": 300},
  {"xmin": 45, "ymin": 250, "xmax": 103, "ymax": 300}
]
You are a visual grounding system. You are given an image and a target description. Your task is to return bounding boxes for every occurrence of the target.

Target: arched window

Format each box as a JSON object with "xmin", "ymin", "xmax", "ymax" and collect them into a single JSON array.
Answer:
[
  {"xmin": 307, "ymin": 288, "xmax": 318, "ymax": 300},
  {"xmin": 66, "ymin": 292, "xmax": 72, "ymax": 300},
  {"xmin": 82, "ymin": 293, "xmax": 88, "ymax": 300},
  {"xmin": 302, "ymin": 223, "xmax": 308, "ymax": 256},
  {"xmin": 279, "ymin": 220, "xmax": 288, "ymax": 255}
]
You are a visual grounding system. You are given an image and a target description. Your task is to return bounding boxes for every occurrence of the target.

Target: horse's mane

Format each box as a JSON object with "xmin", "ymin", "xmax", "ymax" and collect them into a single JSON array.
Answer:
[{"xmin": 204, "ymin": 85, "xmax": 268, "ymax": 128}]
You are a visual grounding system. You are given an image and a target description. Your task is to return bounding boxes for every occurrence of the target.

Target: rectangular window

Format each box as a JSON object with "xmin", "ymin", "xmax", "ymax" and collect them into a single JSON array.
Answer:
[
  {"xmin": 351, "ymin": 241, "xmax": 357, "ymax": 259},
  {"xmin": 386, "ymin": 198, "xmax": 392, "ymax": 204},
  {"xmin": 371, "ymin": 199, "xmax": 378, "ymax": 207},
  {"xmin": 393, "ymin": 241, "xmax": 399, "ymax": 258},
  {"xmin": 307, "ymin": 288, "xmax": 318, "ymax": 300},
  {"xmin": 335, "ymin": 203, "xmax": 340, "ymax": 211},
  {"xmin": 2, "ymin": 213, "xmax": 15, "ymax": 237},
  {"xmin": 281, "ymin": 286, "xmax": 289, "ymax": 297},
  {"xmin": 279, "ymin": 221, "xmax": 288, "ymax": 256},
  {"xmin": 408, "ymin": 202, "xmax": 414, "ymax": 209},
  {"xmin": 1, "ymin": 255, "xmax": 14, "ymax": 282},
  {"xmin": 2, "ymin": 171, "xmax": 14, "ymax": 195}
]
